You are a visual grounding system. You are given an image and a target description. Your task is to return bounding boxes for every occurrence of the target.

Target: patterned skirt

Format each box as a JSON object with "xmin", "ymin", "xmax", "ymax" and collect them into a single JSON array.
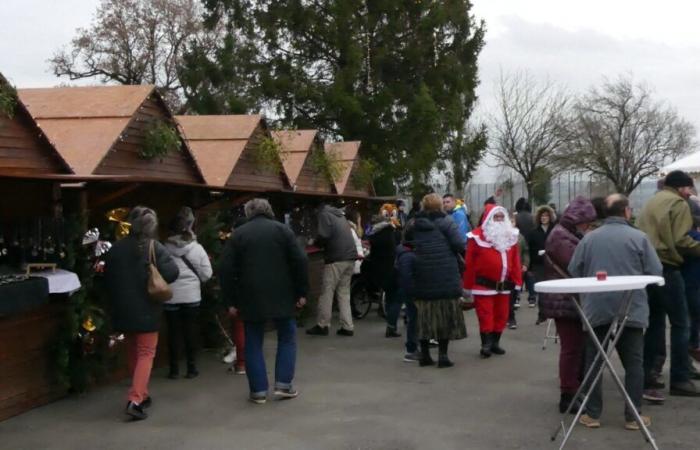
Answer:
[{"xmin": 415, "ymin": 298, "xmax": 467, "ymax": 341}]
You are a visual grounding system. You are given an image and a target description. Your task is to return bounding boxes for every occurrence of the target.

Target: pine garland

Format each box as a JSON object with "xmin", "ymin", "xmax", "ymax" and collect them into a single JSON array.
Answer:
[
  {"xmin": 0, "ymin": 83, "xmax": 17, "ymax": 119},
  {"xmin": 310, "ymin": 146, "xmax": 344, "ymax": 183},
  {"xmin": 253, "ymin": 137, "xmax": 287, "ymax": 172},
  {"xmin": 351, "ymin": 158, "xmax": 378, "ymax": 190}
]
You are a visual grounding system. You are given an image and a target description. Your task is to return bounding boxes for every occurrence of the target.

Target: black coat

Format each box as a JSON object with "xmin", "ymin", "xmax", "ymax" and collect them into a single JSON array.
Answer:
[
  {"xmin": 218, "ymin": 215, "xmax": 309, "ymax": 322},
  {"xmin": 412, "ymin": 212, "xmax": 466, "ymax": 300},
  {"xmin": 104, "ymin": 237, "xmax": 180, "ymax": 333},
  {"xmin": 528, "ymin": 224, "xmax": 554, "ymax": 268},
  {"xmin": 366, "ymin": 222, "xmax": 397, "ymax": 291}
]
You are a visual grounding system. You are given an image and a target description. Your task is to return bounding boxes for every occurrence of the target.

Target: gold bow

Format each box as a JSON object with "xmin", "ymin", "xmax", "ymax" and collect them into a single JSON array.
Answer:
[{"xmin": 106, "ymin": 208, "xmax": 131, "ymax": 239}]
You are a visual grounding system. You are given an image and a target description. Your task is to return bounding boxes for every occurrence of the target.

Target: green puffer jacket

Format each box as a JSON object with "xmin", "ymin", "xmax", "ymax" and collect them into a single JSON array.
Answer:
[{"xmin": 636, "ymin": 187, "xmax": 700, "ymax": 267}]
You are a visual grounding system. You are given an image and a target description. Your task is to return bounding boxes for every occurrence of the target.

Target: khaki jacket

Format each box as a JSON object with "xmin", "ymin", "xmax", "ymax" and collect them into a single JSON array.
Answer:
[{"xmin": 636, "ymin": 187, "xmax": 700, "ymax": 267}]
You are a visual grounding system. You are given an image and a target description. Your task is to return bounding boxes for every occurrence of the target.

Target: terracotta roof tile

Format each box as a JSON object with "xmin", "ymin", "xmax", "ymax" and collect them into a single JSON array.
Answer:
[
  {"xmin": 187, "ymin": 140, "xmax": 246, "ymax": 187},
  {"xmin": 273, "ymin": 130, "xmax": 318, "ymax": 185},
  {"xmin": 325, "ymin": 141, "xmax": 361, "ymax": 194},
  {"xmin": 175, "ymin": 115, "xmax": 261, "ymax": 140},
  {"xmin": 18, "ymin": 85, "xmax": 154, "ymax": 119}
]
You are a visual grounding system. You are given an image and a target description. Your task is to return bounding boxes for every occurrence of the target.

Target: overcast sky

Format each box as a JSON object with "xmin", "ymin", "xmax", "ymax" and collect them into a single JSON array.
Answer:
[{"xmin": 1, "ymin": 0, "xmax": 698, "ymax": 182}]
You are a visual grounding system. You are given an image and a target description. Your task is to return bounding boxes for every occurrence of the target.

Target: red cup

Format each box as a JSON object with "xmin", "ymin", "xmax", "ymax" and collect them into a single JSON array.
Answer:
[{"xmin": 596, "ymin": 271, "xmax": 607, "ymax": 281}]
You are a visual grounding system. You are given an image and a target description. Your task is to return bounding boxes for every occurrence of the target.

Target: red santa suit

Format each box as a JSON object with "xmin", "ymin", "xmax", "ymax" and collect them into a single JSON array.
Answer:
[{"xmin": 463, "ymin": 204, "xmax": 523, "ymax": 335}]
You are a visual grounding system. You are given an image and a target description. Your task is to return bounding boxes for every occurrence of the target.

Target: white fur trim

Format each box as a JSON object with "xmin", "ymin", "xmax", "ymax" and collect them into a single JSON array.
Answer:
[
  {"xmin": 472, "ymin": 289, "xmax": 512, "ymax": 295},
  {"xmin": 500, "ymin": 250, "xmax": 508, "ymax": 282},
  {"xmin": 468, "ymin": 233, "xmax": 493, "ymax": 248}
]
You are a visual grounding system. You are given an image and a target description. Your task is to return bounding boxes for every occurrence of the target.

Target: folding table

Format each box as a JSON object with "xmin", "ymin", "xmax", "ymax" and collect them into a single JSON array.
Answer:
[{"xmin": 535, "ymin": 275, "xmax": 664, "ymax": 450}]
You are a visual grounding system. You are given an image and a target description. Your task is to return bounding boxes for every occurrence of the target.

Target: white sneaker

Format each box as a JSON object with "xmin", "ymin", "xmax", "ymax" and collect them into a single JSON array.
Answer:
[{"xmin": 223, "ymin": 348, "xmax": 236, "ymax": 364}]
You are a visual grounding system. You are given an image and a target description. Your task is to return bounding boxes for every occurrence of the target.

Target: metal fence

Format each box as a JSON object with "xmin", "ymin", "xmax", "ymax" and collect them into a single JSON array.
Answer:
[{"xmin": 465, "ymin": 175, "xmax": 659, "ymax": 217}]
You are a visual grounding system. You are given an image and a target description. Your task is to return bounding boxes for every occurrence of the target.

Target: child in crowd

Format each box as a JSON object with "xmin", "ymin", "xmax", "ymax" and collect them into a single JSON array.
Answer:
[{"xmin": 395, "ymin": 222, "xmax": 418, "ymax": 361}]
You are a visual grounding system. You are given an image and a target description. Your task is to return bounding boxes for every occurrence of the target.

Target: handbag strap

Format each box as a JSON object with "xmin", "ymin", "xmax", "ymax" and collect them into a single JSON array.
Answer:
[
  {"xmin": 148, "ymin": 240, "xmax": 156, "ymax": 265},
  {"xmin": 544, "ymin": 253, "xmax": 569, "ymax": 279},
  {"xmin": 181, "ymin": 254, "xmax": 203, "ymax": 282}
]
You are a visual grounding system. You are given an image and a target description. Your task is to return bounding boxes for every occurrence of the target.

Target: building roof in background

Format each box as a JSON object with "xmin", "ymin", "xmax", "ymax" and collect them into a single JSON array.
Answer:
[
  {"xmin": 661, "ymin": 151, "xmax": 700, "ymax": 175},
  {"xmin": 273, "ymin": 130, "xmax": 318, "ymax": 186},
  {"xmin": 325, "ymin": 141, "xmax": 361, "ymax": 194}
]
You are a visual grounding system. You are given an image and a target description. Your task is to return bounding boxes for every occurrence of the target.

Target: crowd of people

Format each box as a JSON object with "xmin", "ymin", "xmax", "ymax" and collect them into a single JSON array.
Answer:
[{"xmin": 99, "ymin": 169, "xmax": 700, "ymax": 435}]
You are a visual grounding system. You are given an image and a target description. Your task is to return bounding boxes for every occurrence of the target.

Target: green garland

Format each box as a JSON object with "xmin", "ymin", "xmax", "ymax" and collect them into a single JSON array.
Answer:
[
  {"xmin": 140, "ymin": 120, "xmax": 181, "ymax": 160},
  {"xmin": 310, "ymin": 146, "xmax": 344, "ymax": 183},
  {"xmin": 253, "ymin": 136, "xmax": 287, "ymax": 172},
  {"xmin": 351, "ymin": 158, "xmax": 378, "ymax": 190},
  {"xmin": 0, "ymin": 83, "xmax": 17, "ymax": 119}
]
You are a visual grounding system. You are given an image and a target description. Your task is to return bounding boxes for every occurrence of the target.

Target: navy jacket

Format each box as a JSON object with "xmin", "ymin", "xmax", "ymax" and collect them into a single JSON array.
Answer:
[
  {"xmin": 412, "ymin": 211, "xmax": 466, "ymax": 300},
  {"xmin": 395, "ymin": 244, "xmax": 416, "ymax": 303},
  {"xmin": 682, "ymin": 230, "xmax": 700, "ymax": 290}
]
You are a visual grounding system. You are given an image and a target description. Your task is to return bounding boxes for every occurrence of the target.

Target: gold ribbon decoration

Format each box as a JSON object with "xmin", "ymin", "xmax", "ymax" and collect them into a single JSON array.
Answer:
[{"xmin": 106, "ymin": 208, "xmax": 131, "ymax": 239}]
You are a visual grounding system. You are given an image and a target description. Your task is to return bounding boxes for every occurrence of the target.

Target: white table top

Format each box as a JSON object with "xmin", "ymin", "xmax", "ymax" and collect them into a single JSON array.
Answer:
[
  {"xmin": 28, "ymin": 269, "xmax": 81, "ymax": 294},
  {"xmin": 535, "ymin": 275, "xmax": 665, "ymax": 294}
]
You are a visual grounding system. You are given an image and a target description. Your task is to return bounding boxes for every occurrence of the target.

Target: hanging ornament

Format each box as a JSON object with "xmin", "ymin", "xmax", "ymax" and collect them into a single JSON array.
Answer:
[{"xmin": 106, "ymin": 208, "xmax": 131, "ymax": 239}]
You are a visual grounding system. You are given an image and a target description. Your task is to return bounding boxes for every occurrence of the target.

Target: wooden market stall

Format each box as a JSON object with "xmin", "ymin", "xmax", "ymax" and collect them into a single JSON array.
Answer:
[
  {"xmin": 274, "ymin": 129, "xmax": 335, "ymax": 195},
  {"xmin": 325, "ymin": 141, "xmax": 375, "ymax": 199},
  {"xmin": 0, "ymin": 74, "xmax": 76, "ymax": 421}
]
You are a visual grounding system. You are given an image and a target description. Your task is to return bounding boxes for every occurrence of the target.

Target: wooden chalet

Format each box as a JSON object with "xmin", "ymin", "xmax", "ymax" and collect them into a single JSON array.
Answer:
[
  {"xmin": 175, "ymin": 115, "xmax": 287, "ymax": 192},
  {"xmin": 273, "ymin": 129, "xmax": 335, "ymax": 195},
  {"xmin": 325, "ymin": 141, "xmax": 375, "ymax": 198}
]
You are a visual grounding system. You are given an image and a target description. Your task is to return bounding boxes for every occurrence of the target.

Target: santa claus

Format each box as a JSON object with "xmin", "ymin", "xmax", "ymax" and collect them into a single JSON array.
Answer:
[{"xmin": 463, "ymin": 204, "xmax": 523, "ymax": 358}]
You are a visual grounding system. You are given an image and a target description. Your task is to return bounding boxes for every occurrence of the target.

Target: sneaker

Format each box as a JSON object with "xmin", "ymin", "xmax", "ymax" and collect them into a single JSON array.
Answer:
[
  {"xmin": 690, "ymin": 363, "xmax": 700, "ymax": 380},
  {"xmin": 274, "ymin": 387, "xmax": 299, "ymax": 399},
  {"xmin": 437, "ymin": 357, "xmax": 454, "ymax": 368},
  {"xmin": 306, "ymin": 325, "xmax": 329, "ymax": 336},
  {"xmin": 646, "ymin": 376, "xmax": 665, "ymax": 389},
  {"xmin": 428, "ymin": 339, "xmax": 439, "ymax": 347},
  {"xmin": 125, "ymin": 401, "xmax": 148, "ymax": 420},
  {"xmin": 336, "ymin": 328, "xmax": 354, "ymax": 337},
  {"xmin": 385, "ymin": 327, "xmax": 402, "ymax": 338},
  {"xmin": 528, "ymin": 299, "xmax": 537, "ymax": 308},
  {"xmin": 625, "ymin": 415, "xmax": 651, "ymax": 431},
  {"xmin": 223, "ymin": 348, "xmax": 236, "ymax": 364},
  {"xmin": 234, "ymin": 365, "xmax": 246, "ymax": 375},
  {"xmin": 670, "ymin": 380, "xmax": 700, "ymax": 397},
  {"xmin": 403, "ymin": 352, "xmax": 421, "ymax": 363},
  {"xmin": 513, "ymin": 300, "xmax": 520, "ymax": 310},
  {"xmin": 248, "ymin": 394, "xmax": 267, "ymax": 404},
  {"xmin": 507, "ymin": 320, "xmax": 518, "ymax": 330},
  {"xmin": 579, "ymin": 414, "xmax": 601, "ymax": 429},
  {"xmin": 643, "ymin": 389, "xmax": 665, "ymax": 404},
  {"xmin": 141, "ymin": 396, "xmax": 152, "ymax": 409}
]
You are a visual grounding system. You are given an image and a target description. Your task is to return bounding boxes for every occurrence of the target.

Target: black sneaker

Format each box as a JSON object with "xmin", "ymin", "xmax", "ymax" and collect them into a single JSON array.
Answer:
[
  {"xmin": 507, "ymin": 320, "xmax": 518, "ymax": 330},
  {"xmin": 437, "ymin": 357, "xmax": 454, "ymax": 368},
  {"xmin": 141, "ymin": 396, "xmax": 152, "ymax": 409},
  {"xmin": 125, "ymin": 401, "xmax": 148, "ymax": 420},
  {"xmin": 274, "ymin": 387, "xmax": 299, "ymax": 399},
  {"xmin": 248, "ymin": 394, "xmax": 267, "ymax": 404},
  {"xmin": 306, "ymin": 325, "xmax": 329, "ymax": 336},
  {"xmin": 419, "ymin": 356, "xmax": 436, "ymax": 367},
  {"xmin": 385, "ymin": 327, "xmax": 402, "ymax": 338},
  {"xmin": 337, "ymin": 328, "xmax": 354, "ymax": 337}
]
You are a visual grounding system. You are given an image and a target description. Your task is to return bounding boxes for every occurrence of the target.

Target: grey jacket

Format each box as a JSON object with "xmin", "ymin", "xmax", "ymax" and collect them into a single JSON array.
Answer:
[
  {"xmin": 568, "ymin": 217, "xmax": 663, "ymax": 328},
  {"xmin": 164, "ymin": 236, "xmax": 213, "ymax": 305},
  {"xmin": 316, "ymin": 205, "xmax": 358, "ymax": 264}
]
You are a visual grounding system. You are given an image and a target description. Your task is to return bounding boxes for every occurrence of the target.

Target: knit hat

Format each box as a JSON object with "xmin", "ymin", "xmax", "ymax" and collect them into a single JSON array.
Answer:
[{"xmin": 665, "ymin": 170, "xmax": 694, "ymax": 189}]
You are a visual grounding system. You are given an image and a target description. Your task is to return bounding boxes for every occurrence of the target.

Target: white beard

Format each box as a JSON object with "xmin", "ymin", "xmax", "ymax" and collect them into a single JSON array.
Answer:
[{"xmin": 483, "ymin": 220, "xmax": 519, "ymax": 252}]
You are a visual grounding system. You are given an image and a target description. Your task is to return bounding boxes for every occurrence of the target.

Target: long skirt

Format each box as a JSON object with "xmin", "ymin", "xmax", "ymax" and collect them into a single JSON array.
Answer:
[{"xmin": 414, "ymin": 298, "xmax": 467, "ymax": 341}]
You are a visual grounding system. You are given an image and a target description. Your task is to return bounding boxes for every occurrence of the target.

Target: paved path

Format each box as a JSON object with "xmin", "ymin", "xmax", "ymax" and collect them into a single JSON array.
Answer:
[{"xmin": 2, "ymin": 307, "xmax": 699, "ymax": 449}]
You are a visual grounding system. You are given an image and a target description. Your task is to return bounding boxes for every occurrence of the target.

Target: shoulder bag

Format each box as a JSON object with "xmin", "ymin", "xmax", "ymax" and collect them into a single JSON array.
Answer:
[{"xmin": 147, "ymin": 240, "xmax": 173, "ymax": 303}]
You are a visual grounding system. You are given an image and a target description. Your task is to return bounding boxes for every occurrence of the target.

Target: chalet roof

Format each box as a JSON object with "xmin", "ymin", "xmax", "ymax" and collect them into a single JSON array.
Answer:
[
  {"xmin": 175, "ymin": 115, "xmax": 268, "ymax": 188},
  {"xmin": 273, "ymin": 130, "xmax": 318, "ymax": 186},
  {"xmin": 324, "ymin": 141, "xmax": 361, "ymax": 194},
  {"xmin": 0, "ymin": 73, "xmax": 71, "ymax": 176},
  {"xmin": 18, "ymin": 85, "xmax": 155, "ymax": 175}
]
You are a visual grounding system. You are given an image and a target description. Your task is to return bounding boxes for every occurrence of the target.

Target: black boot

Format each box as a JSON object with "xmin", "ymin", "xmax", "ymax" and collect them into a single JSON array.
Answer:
[
  {"xmin": 185, "ymin": 363, "xmax": 199, "ymax": 379},
  {"xmin": 490, "ymin": 332, "xmax": 506, "ymax": 355},
  {"xmin": 419, "ymin": 339, "xmax": 435, "ymax": 366},
  {"xmin": 480, "ymin": 333, "xmax": 492, "ymax": 358},
  {"xmin": 437, "ymin": 339, "xmax": 453, "ymax": 368}
]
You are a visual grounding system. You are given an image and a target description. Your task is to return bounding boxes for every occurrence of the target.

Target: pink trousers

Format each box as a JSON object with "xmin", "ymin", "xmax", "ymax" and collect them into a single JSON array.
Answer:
[{"xmin": 126, "ymin": 332, "xmax": 158, "ymax": 404}]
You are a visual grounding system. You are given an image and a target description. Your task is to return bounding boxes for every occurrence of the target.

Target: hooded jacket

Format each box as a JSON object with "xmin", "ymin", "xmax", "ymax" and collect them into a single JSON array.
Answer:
[
  {"xmin": 539, "ymin": 197, "xmax": 596, "ymax": 320},
  {"xmin": 316, "ymin": 205, "xmax": 358, "ymax": 264},
  {"xmin": 463, "ymin": 204, "xmax": 523, "ymax": 295},
  {"xmin": 366, "ymin": 221, "xmax": 397, "ymax": 290},
  {"xmin": 412, "ymin": 211, "xmax": 466, "ymax": 300},
  {"xmin": 164, "ymin": 235, "xmax": 213, "ymax": 305},
  {"xmin": 636, "ymin": 187, "xmax": 700, "ymax": 267},
  {"xmin": 528, "ymin": 205, "xmax": 555, "ymax": 268}
]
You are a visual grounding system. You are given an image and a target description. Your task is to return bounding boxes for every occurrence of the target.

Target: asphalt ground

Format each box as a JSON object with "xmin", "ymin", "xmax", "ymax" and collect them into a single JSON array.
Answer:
[{"xmin": 2, "ymin": 305, "xmax": 699, "ymax": 449}]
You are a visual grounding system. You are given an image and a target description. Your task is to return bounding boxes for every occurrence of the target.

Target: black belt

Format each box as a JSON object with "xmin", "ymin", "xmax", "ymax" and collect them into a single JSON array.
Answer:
[{"xmin": 476, "ymin": 277, "xmax": 515, "ymax": 291}]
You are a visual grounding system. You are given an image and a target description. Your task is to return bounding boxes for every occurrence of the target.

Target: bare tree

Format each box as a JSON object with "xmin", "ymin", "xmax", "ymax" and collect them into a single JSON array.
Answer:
[
  {"xmin": 489, "ymin": 71, "xmax": 573, "ymax": 201},
  {"xmin": 49, "ymin": 0, "xmax": 222, "ymax": 110},
  {"xmin": 562, "ymin": 75, "xmax": 696, "ymax": 195}
]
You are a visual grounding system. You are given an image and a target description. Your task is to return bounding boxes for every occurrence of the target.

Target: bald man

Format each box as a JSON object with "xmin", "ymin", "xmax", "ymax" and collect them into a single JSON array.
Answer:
[{"xmin": 568, "ymin": 194, "xmax": 663, "ymax": 429}]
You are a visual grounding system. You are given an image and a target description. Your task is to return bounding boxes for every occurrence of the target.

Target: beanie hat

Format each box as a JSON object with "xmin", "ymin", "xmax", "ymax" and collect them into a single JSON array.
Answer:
[{"xmin": 665, "ymin": 170, "xmax": 694, "ymax": 189}]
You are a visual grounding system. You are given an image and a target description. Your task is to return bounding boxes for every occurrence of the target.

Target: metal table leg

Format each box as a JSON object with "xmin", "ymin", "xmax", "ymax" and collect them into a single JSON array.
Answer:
[{"xmin": 557, "ymin": 291, "xmax": 658, "ymax": 450}]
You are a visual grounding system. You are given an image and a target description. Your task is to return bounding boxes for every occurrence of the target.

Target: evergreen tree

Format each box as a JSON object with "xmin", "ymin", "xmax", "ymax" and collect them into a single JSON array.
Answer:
[{"xmin": 185, "ymin": 0, "xmax": 485, "ymax": 195}]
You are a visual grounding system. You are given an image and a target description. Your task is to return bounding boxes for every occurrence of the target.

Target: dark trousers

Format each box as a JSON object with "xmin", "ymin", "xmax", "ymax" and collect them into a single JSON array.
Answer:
[
  {"xmin": 584, "ymin": 325, "xmax": 644, "ymax": 422},
  {"xmin": 405, "ymin": 300, "xmax": 417, "ymax": 353},
  {"xmin": 244, "ymin": 318, "xmax": 296, "ymax": 395},
  {"xmin": 524, "ymin": 271, "xmax": 536, "ymax": 299},
  {"xmin": 555, "ymin": 318, "xmax": 586, "ymax": 394},
  {"xmin": 644, "ymin": 267, "xmax": 690, "ymax": 384},
  {"xmin": 164, "ymin": 304, "xmax": 199, "ymax": 372},
  {"xmin": 385, "ymin": 285, "xmax": 402, "ymax": 330}
]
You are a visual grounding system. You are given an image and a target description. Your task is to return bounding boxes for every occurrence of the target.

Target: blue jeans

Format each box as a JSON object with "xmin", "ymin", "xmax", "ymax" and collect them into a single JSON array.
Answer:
[
  {"xmin": 644, "ymin": 268, "xmax": 690, "ymax": 384},
  {"xmin": 244, "ymin": 318, "xmax": 297, "ymax": 395},
  {"xmin": 524, "ymin": 271, "xmax": 536, "ymax": 300}
]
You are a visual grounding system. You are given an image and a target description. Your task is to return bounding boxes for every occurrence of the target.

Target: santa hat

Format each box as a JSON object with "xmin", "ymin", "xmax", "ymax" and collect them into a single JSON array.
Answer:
[{"xmin": 481, "ymin": 204, "xmax": 509, "ymax": 226}]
